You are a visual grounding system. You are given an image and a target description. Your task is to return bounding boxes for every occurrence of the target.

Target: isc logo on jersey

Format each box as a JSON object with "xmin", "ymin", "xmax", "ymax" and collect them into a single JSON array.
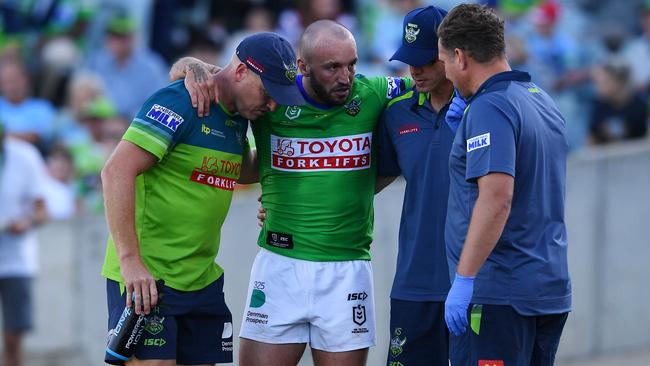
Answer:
[
  {"xmin": 146, "ymin": 104, "xmax": 184, "ymax": 132},
  {"xmin": 271, "ymin": 133, "xmax": 372, "ymax": 172}
]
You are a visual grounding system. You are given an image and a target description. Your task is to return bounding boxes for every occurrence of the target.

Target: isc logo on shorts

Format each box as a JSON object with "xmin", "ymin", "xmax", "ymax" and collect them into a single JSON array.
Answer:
[{"xmin": 270, "ymin": 133, "xmax": 372, "ymax": 172}]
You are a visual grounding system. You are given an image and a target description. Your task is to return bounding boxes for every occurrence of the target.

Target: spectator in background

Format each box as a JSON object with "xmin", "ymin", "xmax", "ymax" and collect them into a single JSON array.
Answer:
[
  {"xmin": 0, "ymin": 118, "xmax": 49, "ymax": 366},
  {"xmin": 0, "ymin": 58, "xmax": 56, "ymax": 151},
  {"xmin": 276, "ymin": 0, "xmax": 357, "ymax": 48},
  {"xmin": 368, "ymin": 0, "xmax": 422, "ymax": 68},
  {"xmin": 623, "ymin": 1, "xmax": 650, "ymax": 94},
  {"xmin": 85, "ymin": 10, "xmax": 168, "ymax": 119},
  {"xmin": 525, "ymin": 1, "xmax": 577, "ymax": 93},
  {"xmin": 69, "ymin": 98, "xmax": 124, "ymax": 214},
  {"xmin": 42, "ymin": 144, "xmax": 77, "ymax": 220},
  {"xmin": 220, "ymin": 7, "xmax": 275, "ymax": 66},
  {"xmin": 589, "ymin": 61, "xmax": 648, "ymax": 145},
  {"xmin": 52, "ymin": 72, "xmax": 106, "ymax": 147}
]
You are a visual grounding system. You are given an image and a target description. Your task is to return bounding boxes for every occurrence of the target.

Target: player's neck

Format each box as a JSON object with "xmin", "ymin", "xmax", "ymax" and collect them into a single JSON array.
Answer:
[
  {"xmin": 467, "ymin": 57, "xmax": 511, "ymax": 97},
  {"xmin": 300, "ymin": 75, "xmax": 328, "ymax": 105},
  {"xmin": 213, "ymin": 73, "xmax": 237, "ymax": 114},
  {"xmin": 429, "ymin": 81, "xmax": 454, "ymax": 113}
]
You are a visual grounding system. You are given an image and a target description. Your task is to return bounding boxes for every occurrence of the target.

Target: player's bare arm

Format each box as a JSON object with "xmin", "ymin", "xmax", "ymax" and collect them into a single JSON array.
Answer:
[
  {"xmin": 238, "ymin": 143, "xmax": 259, "ymax": 185},
  {"xmin": 456, "ymin": 172, "xmax": 513, "ymax": 276},
  {"xmin": 102, "ymin": 140, "xmax": 159, "ymax": 315},
  {"xmin": 375, "ymin": 176, "xmax": 397, "ymax": 194}
]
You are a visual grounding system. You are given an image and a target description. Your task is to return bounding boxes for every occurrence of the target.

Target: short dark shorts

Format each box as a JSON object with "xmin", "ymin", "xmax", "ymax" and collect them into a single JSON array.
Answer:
[
  {"xmin": 386, "ymin": 299, "xmax": 448, "ymax": 366},
  {"xmin": 449, "ymin": 304, "xmax": 568, "ymax": 366},
  {"xmin": 0, "ymin": 277, "xmax": 33, "ymax": 332},
  {"xmin": 105, "ymin": 276, "xmax": 233, "ymax": 365}
]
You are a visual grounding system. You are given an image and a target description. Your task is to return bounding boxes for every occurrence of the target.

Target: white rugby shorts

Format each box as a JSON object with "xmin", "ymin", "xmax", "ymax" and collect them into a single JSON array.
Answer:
[{"xmin": 239, "ymin": 249, "xmax": 376, "ymax": 352}]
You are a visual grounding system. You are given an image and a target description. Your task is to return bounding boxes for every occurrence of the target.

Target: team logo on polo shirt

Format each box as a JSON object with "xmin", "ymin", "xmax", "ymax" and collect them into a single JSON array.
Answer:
[
  {"xmin": 467, "ymin": 133, "xmax": 491, "ymax": 152},
  {"xmin": 146, "ymin": 104, "xmax": 184, "ymax": 132},
  {"xmin": 270, "ymin": 133, "xmax": 371, "ymax": 172},
  {"xmin": 404, "ymin": 23, "xmax": 420, "ymax": 43}
]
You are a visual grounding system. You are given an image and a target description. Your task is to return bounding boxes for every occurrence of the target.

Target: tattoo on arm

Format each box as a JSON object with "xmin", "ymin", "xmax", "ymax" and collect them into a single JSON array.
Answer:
[{"xmin": 189, "ymin": 63, "xmax": 208, "ymax": 83}]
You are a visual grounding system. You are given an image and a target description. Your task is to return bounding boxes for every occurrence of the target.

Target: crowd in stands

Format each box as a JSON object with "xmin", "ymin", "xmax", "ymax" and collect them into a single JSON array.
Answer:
[{"xmin": 0, "ymin": 0, "xmax": 648, "ymax": 220}]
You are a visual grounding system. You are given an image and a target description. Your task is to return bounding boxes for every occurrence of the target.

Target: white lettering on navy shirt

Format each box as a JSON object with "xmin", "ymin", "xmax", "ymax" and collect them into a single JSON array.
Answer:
[{"xmin": 466, "ymin": 133, "xmax": 490, "ymax": 152}]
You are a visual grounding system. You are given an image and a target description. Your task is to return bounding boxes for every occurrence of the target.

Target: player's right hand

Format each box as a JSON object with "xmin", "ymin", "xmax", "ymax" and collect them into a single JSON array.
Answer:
[
  {"xmin": 120, "ymin": 256, "xmax": 158, "ymax": 315},
  {"xmin": 257, "ymin": 194, "xmax": 266, "ymax": 227}
]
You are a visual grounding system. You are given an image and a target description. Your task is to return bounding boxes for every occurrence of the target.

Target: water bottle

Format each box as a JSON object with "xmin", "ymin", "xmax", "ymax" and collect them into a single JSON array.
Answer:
[
  {"xmin": 105, "ymin": 294, "xmax": 148, "ymax": 361},
  {"xmin": 106, "ymin": 281, "xmax": 164, "ymax": 361}
]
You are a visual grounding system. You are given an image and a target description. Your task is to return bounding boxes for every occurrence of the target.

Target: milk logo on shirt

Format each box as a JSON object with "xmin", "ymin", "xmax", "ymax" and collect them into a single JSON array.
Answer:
[
  {"xmin": 271, "ymin": 132, "xmax": 372, "ymax": 172},
  {"xmin": 467, "ymin": 133, "xmax": 490, "ymax": 152},
  {"xmin": 146, "ymin": 104, "xmax": 184, "ymax": 132}
]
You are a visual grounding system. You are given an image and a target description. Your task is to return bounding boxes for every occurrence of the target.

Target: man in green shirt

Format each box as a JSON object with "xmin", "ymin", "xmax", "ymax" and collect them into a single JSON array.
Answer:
[
  {"xmin": 172, "ymin": 21, "xmax": 409, "ymax": 366},
  {"xmin": 102, "ymin": 32, "xmax": 304, "ymax": 366}
]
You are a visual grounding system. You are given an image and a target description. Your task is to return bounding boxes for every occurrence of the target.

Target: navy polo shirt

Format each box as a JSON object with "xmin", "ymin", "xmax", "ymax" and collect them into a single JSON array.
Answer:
[
  {"xmin": 377, "ymin": 88, "xmax": 453, "ymax": 302},
  {"xmin": 445, "ymin": 71, "xmax": 572, "ymax": 316}
]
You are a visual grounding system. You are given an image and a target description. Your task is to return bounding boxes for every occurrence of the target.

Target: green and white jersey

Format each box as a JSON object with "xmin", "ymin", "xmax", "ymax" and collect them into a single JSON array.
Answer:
[
  {"xmin": 253, "ymin": 74, "xmax": 409, "ymax": 261},
  {"xmin": 101, "ymin": 80, "xmax": 249, "ymax": 291}
]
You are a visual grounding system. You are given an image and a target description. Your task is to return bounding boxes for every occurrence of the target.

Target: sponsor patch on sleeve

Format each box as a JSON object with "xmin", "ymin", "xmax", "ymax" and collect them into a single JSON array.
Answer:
[
  {"xmin": 386, "ymin": 77, "xmax": 402, "ymax": 99},
  {"xmin": 467, "ymin": 133, "xmax": 490, "ymax": 152},
  {"xmin": 145, "ymin": 104, "xmax": 184, "ymax": 132}
]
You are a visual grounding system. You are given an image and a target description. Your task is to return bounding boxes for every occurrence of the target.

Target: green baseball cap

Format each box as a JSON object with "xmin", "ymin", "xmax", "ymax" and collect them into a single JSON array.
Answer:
[
  {"xmin": 82, "ymin": 98, "xmax": 117, "ymax": 120},
  {"xmin": 107, "ymin": 13, "xmax": 136, "ymax": 35}
]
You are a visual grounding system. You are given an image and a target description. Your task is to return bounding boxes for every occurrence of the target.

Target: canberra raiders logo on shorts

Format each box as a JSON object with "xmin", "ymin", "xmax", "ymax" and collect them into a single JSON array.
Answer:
[
  {"xmin": 344, "ymin": 96, "xmax": 362, "ymax": 116},
  {"xmin": 389, "ymin": 328, "xmax": 407, "ymax": 357},
  {"xmin": 144, "ymin": 314, "xmax": 165, "ymax": 335}
]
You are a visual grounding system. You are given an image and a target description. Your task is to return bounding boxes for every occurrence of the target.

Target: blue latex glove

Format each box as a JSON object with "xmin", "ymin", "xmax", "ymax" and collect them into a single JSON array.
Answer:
[
  {"xmin": 444, "ymin": 273, "xmax": 475, "ymax": 336},
  {"xmin": 445, "ymin": 95, "xmax": 467, "ymax": 134}
]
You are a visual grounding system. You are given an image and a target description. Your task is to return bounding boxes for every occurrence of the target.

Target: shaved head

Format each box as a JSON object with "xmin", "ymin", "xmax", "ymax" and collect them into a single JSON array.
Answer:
[
  {"xmin": 297, "ymin": 19, "xmax": 358, "ymax": 106},
  {"xmin": 299, "ymin": 20, "xmax": 354, "ymax": 62}
]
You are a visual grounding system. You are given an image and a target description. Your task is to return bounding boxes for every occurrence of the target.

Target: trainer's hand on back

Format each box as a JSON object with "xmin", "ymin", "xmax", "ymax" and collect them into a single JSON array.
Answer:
[
  {"xmin": 444, "ymin": 273, "xmax": 475, "ymax": 336},
  {"xmin": 120, "ymin": 256, "xmax": 158, "ymax": 315},
  {"xmin": 445, "ymin": 95, "xmax": 467, "ymax": 134}
]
